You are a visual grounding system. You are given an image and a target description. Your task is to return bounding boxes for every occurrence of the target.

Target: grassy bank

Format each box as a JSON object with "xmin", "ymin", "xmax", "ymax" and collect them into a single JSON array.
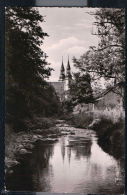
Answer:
[{"xmin": 71, "ymin": 108, "xmax": 125, "ymax": 159}]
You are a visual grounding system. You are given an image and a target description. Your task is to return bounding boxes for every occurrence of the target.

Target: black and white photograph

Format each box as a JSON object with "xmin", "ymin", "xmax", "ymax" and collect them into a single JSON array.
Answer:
[{"xmin": 5, "ymin": 7, "xmax": 125, "ymax": 194}]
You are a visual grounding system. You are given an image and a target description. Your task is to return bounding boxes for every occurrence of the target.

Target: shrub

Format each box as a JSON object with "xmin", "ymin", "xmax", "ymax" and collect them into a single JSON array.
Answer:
[
  {"xmin": 23, "ymin": 117, "xmax": 56, "ymax": 131},
  {"xmin": 93, "ymin": 108, "xmax": 125, "ymax": 123},
  {"xmin": 91, "ymin": 109, "xmax": 125, "ymax": 159},
  {"xmin": 71, "ymin": 111, "xmax": 93, "ymax": 128}
]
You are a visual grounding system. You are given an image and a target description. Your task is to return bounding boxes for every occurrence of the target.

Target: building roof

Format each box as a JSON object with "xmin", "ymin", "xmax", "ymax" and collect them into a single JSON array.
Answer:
[{"xmin": 49, "ymin": 82, "xmax": 65, "ymax": 96}]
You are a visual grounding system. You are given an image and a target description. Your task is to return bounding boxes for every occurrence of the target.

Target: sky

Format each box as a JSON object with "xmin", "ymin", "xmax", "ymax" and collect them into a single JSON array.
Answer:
[{"xmin": 38, "ymin": 8, "xmax": 99, "ymax": 81}]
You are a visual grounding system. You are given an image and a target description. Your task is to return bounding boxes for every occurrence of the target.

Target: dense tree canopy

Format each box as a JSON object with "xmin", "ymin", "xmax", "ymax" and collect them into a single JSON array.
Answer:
[
  {"xmin": 6, "ymin": 7, "xmax": 60, "ymax": 131},
  {"xmin": 6, "ymin": 7, "xmax": 52, "ymax": 85},
  {"xmin": 70, "ymin": 72, "xmax": 93, "ymax": 105},
  {"xmin": 73, "ymin": 9, "xmax": 125, "ymax": 87}
]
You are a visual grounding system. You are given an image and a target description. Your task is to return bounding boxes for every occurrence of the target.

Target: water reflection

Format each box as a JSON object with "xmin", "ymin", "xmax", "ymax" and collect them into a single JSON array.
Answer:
[
  {"xmin": 60, "ymin": 137, "xmax": 66, "ymax": 162},
  {"xmin": 6, "ymin": 141, "xmax": 55, "ymax": 191},
  {"xmin": 32, "ymin": 141, "xmax": 55, "ymax": 191},
  {"xmin": 6, "ymin": 128, "xmax": 124, "ymax": 193},
  {"xmin": 34, "ymin": 130, "xmax": 123, "ymax": 193},
  {"xmin": 67, "ymin": 136, "xmax": 92, "ymax": 160}
]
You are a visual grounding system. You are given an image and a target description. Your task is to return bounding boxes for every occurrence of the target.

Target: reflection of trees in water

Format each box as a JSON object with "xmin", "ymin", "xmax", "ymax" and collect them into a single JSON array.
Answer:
[
  {"xmin": 60, "ymin": 137, "xmax": 66, "ymax": 162},
  {"xmin": 6, "ymin": 140, "xmax": 55, "ymax": 191},
  {"xmin": 32, "ymin": 141, "xmax": 54, "ymax": 168},
  {"xmin": 60, "ymin": 137, "xmax": 72, "ymax": 164},
  {"xmin": 31, "ymin": 141, "xmax": 55, "ymax": 191},
  {"xmin": 97, "ymin": 136, "xmax": 124, "ymax": 160},
  {"xmin": 67, "ymin": 146, "xmax": 72, "ymax": 164},
  {"xmin": 6, "ymin": 153, "xmax": 36, "ymax": 191},
  {"xmin": 59, "ymin": 136, "xmax": 92, "ymax": 163},
  {"xmin": 68, "ymin": 137, "xmax": 92, "ymax": 160}
]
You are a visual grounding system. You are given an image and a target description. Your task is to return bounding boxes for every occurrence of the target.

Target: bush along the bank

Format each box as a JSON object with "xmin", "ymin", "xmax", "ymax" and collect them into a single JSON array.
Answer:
[
  {"xmin": 71, "ymin": 106, "xmax": 124, "ymax": 160},
  {"xmin": 89, "ymin": 111, "xmax": 124, "ymax": 160},
  {"xmin": 70, "ymin": 111, "xmax": 94, "ymax": 128}
]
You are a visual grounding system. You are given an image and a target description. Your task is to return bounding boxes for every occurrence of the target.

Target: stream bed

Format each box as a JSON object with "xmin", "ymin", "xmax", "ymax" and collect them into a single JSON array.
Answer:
[{"xmin": 6, "ymin": 123, "xmax": 124, "ymax": 193}]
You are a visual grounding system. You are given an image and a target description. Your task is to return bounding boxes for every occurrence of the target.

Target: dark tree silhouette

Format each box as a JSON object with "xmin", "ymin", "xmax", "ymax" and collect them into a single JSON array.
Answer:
[{"xmin": 5, "ymin": 7, "xmax": 60, "ymax": 131}]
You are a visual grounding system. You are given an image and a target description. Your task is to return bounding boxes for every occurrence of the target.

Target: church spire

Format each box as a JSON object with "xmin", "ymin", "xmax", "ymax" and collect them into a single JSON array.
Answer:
[
  {"xmin": 67, "ymin": 55, "xmax": 71, "ymax": 70},
  {"xmin": 59, "ymin": 56, "xmax": 65, "ymax": 81},
  {"xmin": 66, "ymin": 56, "xmax": 72, "ymax": 79},
  {"xmin": 61, "ymin": 56, "xmax": 65, "ymax": 71}
]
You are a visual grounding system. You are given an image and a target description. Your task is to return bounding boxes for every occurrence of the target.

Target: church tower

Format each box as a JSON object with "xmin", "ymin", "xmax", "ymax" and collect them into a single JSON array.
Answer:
[
  {"xmin": 66, "ymin": 56, "xmax": 72, "ymax": 80},
  {"xmin": 59, "ymin": 57, "xmax": 65, "ymax": 81},
  {"xmin": 64, "ymin": 56, "xmax": 72, "ymax": 98}
]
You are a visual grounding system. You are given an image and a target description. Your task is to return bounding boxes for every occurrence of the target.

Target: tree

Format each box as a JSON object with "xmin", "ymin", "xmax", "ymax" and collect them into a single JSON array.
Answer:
[
  {"xmin": 73, "ymin": 9, "xmax": 125, "ymax": 88},
  {"xmin": 6, "ymin": 7, "xmax": 52, "ymax": 81},
  {"xmin": 70, "ymin": 72, "xmax": 93, "ymax": 105},
  {"xmin": 5, "ymin": 7, "xmax": 60, "ymax": 131}
]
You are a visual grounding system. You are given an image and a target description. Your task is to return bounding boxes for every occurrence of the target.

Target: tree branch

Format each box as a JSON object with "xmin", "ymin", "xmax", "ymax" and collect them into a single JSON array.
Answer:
[
  {"xmin": 94, "ymin": 44, "xmax": 123, "ymax": 52},
  {"xmin": 79, "ymin": 68, "xmax": 116, "ymax": 79}
]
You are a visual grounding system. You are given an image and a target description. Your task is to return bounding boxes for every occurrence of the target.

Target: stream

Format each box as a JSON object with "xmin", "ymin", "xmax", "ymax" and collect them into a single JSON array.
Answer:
[{"xmin": 6, "ymin": 122, "xmax": 124, "ymax": 193}]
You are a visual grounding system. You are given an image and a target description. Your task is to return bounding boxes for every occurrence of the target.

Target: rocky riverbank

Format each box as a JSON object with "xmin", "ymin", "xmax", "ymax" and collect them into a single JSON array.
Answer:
[{"xmin": 5, "ymin": 119, "xmax": 76, "ymax": 175}]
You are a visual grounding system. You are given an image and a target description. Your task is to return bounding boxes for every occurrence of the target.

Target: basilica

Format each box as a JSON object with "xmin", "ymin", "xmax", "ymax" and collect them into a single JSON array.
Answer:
[{"xmin": 49, "ymin": 57, "xmax": 72, "ymax": 101}]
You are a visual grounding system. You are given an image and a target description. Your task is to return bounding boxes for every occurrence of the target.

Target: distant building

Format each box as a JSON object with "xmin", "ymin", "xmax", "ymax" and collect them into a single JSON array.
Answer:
[
  {"xmin": 94, "ymin": 82, "xmax": 124, "ymax": 110},
  {"xmin": 49, "ymin": 57, "xmax": 72, "ymax": 101},
  {"xmin": 73, "ymin": 82, "xmax": 124, "ymax": 114}
]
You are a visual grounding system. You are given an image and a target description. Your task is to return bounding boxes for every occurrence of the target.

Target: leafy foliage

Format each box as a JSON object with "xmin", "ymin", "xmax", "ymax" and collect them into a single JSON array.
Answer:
[
  {"xmin": 70, "ymin": 72, "xmax": 93, "ymax": 104},
  {"xmin": 73, "ymin": 9, "xmax": 125, "ymax": 86},
  {"xmin": 5, "ymin": 7, "xmax": 60, "ymax": 131}
]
